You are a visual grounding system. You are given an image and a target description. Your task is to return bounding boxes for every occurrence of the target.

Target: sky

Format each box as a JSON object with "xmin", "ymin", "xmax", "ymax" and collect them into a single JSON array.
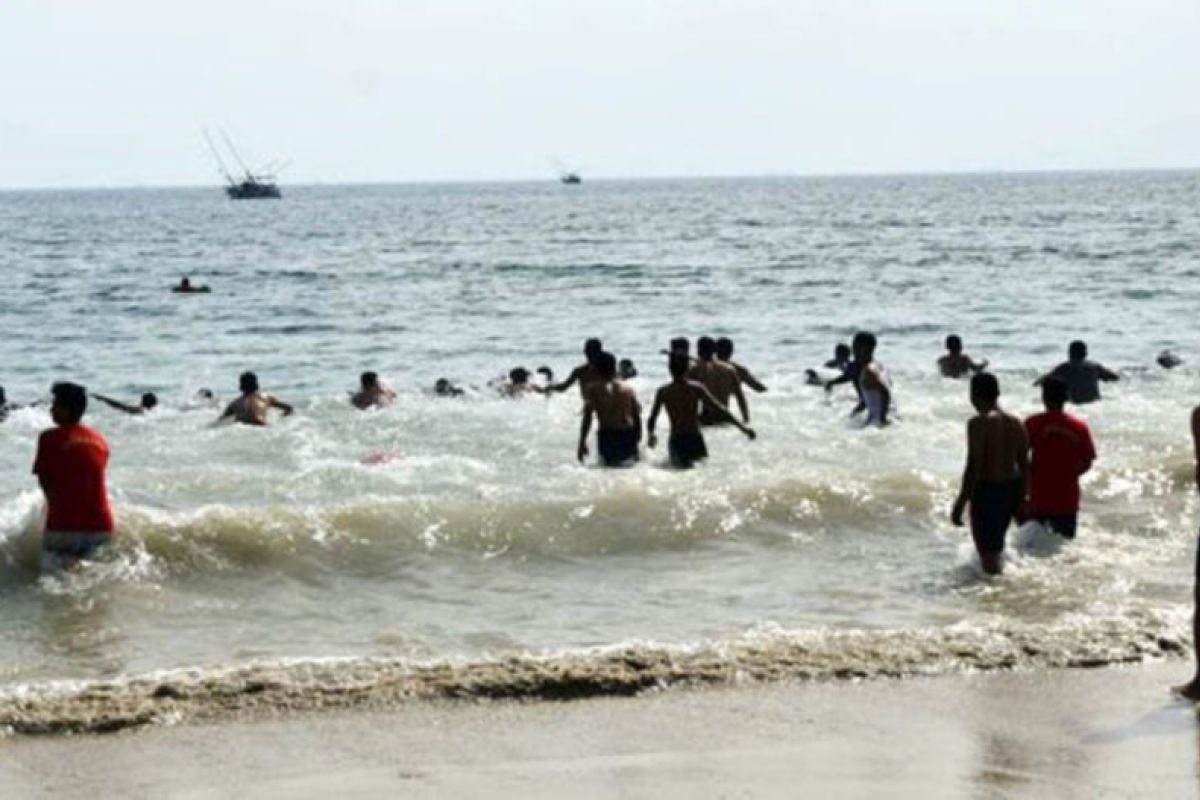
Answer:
[{"xmin": 1, "ymin": 0, "xmax": 1198, "ymax": 188}]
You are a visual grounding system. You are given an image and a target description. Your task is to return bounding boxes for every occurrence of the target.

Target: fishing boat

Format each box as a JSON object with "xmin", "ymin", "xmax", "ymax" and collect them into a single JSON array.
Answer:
[
  {"xmin": 204, "ymin": 128, "xmax": 284, "ymax": 200},
  {"xmin": 560, "ymin": 172, "xmax": 582, "ymax": 185}
]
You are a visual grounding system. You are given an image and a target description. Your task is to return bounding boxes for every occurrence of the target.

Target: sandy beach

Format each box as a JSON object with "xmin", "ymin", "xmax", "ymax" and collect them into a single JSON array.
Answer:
[{"xmin": 2, "ymin": 660, "xmax": 1197, "ymax": 798}]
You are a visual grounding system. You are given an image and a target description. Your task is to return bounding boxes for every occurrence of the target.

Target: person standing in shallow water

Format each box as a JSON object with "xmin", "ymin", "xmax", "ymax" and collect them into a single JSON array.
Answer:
[
  {"xmin": 1023, "ymin": 376, "xmax": 1095, "ymax": 540},
  {"xmin": 549, "ymin": 338, "xmax": 605, "ymax": 398},
  {"xmin": 951, "ymin": 373, "xmax": 1029, "ymax": 575},
  {"xmin": 1175, "ymin": 405, "xmax": 1200, "ymax": 700},
  {"xmin": 938, "ymin": 335, "xmax": 988, "ymax": 379},
  {"xmin": 33, "ymin": 382, "xmax": 115, "ymax": 570},
  {"xmin": 689, "ymin": 336, "xmax": 749, "ymax": 426},
  {"xmin": 217, "ymin": 372, "xmax": 294, "ymax": 426},
  {"xmin": 578, "ymin": 352, "xmax": 642, "ymax": 467},
  {"xmin": 647, "ymin": 354, "xmax": 755, "ymax": 468},
  {"xmin": 1036, "ymin": 340, "xmax": 1119, "ymax": 405}
]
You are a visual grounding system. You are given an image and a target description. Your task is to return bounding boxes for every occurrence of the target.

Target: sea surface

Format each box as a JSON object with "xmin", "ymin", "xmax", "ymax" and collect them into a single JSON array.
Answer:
[{"xmin": 2, "ymin": 173, "xmax": 1200, "ymax": 732}]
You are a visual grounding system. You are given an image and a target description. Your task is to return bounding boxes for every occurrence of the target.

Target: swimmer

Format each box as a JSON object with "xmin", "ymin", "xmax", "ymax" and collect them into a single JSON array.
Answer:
[
  {"xmin": 715, "ymin": 337, "xmax": 767, "ymax": 393},
  {"xmin": 549, "ymin": 338, "xmax": 605, "ymax": 397},
  {"xmin": 689, "ymin": 336, "xmax": 749, "ymax": 425},
  {"xmin": 194, "ymin": 388, "xmax": 220, "ymax": 407},
  {"xmin": 825, "ymin": 344, "xmax": 852, "ymax": 371},
  {"xmin": 578, "ymin": 352, "xmax": 641, "ymax": 467},
  {"xmin": 350, "ymin": 371, "xmax": 397, "ymax": 410},
  {"xmin": 1158, "ymin": 350, "xmax": 1183, "ymax": 369},
  {"xmin": 618, "ymin": 358, "xmax": 638, "ymax": 380},
  {"xmin": 647, "ymin": 353, "xmax": 755, "ymax": 468},
  {"xmin": 1035, "ymin": 340, "xmax": 1118, "ymax": 405},
  {"xmin": 216, "ymin": 372, "xmax": 294, "ymax": 426},
  {"xmin": 938, "ymin": 335, "xmax": 989, "ymax": 379},
  {"xmin": 500, "ymin": 367, "xmax": 546, "ymax": 398},
  {"xmin": 434, "ymin": 378, "xmax": 465, "ymax": 397},
  {"xmin": 950, "ymin": 373, "xmax": 1029, "ymax": 575},
  {"xmin": 854, "ymin": 332, "xmax": 892, "ymax": 426},
  {"xmin": 824, "ymin": 333, "xmax": 868, "ymax": 417},
  {"xmin": 92, "ymin": 392, "xmax": 158, "ymax": 415},
  {"xmin": 172, "ymin": 276, "xmax": 211, "ymax": 294}
]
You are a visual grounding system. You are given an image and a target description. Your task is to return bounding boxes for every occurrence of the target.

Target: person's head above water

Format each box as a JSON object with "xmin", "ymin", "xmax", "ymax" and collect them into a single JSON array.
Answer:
[
  {"xmin": 852, "ymin": 331, "xmax": 877, "ymax": 361},
  {"xmin": 945, "ymin": 335, "xmax": 963, "ymax": 354},
  {"xmin": 509, "ymin": 367, "xmax": 530, "ymax": 384},
  {"xmin": 51, "ymin": 381, "xmax": 87, "ymax": 425},
  {"xmin": 669, "ymin": 353, "xmax": 691, "ymax": 379},
  {"xmin": 1068, "ymin": 340, "xmax": 1088, "ymax": 361},
  {"xmin": 669, "ymin": 337, "xmax": 690, "ymax": 355},
  {"xmin": 1041, "ymin": 375, "xmax": 1069, "ymax": 410},
  {"xmin": 180, "ymin": 277, "xmax": 191, "ymax": 289},
  {"xmin": 970, "ymin": 371, "xmax": 1000, "ymax": 410},
  {"xmin": 618, "ymin": 358, "xmax": 637, "ymax": 379},
  {"xmin": 141, "ymin": 393, "xmax": 158, "ymax": 410},
  {"xmin": 715, "ymin": 337, "xmax": 734, "ymax": 360},
  {"xmin": 596, "ymin": 351, "xmax": 617, "ymax": 379},
  {"xmin": 835, "ymin": 343, "xmax": 851, "ymax": 360},
  {"xmin": 360, "ymin": 371, "xmax": 379, "ymax": 390},
  {"xmin": 197, "ymin": 388, "xmax": 214, "ymax": 401},
  {"xmin": 239, "ymin": 372, "xmax": 259, "ymax": 394},
  {"xmin": 696, "ymin": 336, "xmax": 716, "ymax": 360},
  {"xmin": 584, "ymin": 338, "xmax": 603, "ymax": 361}
]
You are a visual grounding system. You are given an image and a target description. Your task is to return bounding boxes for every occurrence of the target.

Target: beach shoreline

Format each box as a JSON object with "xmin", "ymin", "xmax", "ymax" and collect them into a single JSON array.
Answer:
[{"xmin": 2, "ymin": 660, "xmax": 1197, "ymax": 798}]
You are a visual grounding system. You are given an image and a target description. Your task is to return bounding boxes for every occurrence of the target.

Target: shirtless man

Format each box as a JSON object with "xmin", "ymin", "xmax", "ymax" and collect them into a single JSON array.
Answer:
[
  {"xmin": 350, "ymin": 372, "xmax": 396, "ymax": 410},
  {"xmin": 855, "ymin": 332, "xmax": 892, "ymax": 426},
  {"xmin": 689, "ymin": 337, "xmax": 749, "ymax": 425},
  {"xmin": 938, "ymin": 335, "xmax": 989, "ymax": 379},
  {"xmin": 715, "ymin": 337, "xmax": 767, "ymax": 393},
  {"xmin": 1035, "ymin": 340, "xmax": 1119, "ymax": 405},
  {"xmin": 578, "ymin": 352, "xmax": 641, "ymax": 467},
  {"xmin": 217, "ymin": 372, "xmax": 294, "ymax": 426},
  {"xmin": 93, "ymin": 392, "xmax": 158, "ymax": 415},
  {"xmin": 549, "ymin": 338, "xmax": 605, "ymax": 397},
  {"xmin": 1175, "ymin": 404, "xmax": 1200, "ymax": 700},
  {"xmin": 648, "ymin": 354, "xmax": 755, "ymax": 468},
  {"xmin": 950, "ymin": 373, "xmax": 1029, "ymax": 575}
]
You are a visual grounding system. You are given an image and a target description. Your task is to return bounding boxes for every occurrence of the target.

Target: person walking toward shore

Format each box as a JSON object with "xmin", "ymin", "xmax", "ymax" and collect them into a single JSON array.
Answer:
[
  {"xmin": 647, "ymin": 353, "xmax": 755, "ymax": 468},
  {"xmin": 33, "ymin": 382, "xmax": 115, "ymax": 570},
  {"xmin": 951, "ymin": 373, "xmax": 1029, "ymax": 575}
]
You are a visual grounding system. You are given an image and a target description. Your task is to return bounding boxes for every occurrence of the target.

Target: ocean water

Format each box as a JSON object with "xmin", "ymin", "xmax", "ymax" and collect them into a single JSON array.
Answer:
[{"xmin": 2, "ymin": 173, "xmax": 1200, "ymax": 732}]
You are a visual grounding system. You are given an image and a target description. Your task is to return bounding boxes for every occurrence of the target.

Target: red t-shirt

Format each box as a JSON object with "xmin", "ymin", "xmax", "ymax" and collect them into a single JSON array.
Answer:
[
  {"xmin": 1025, "ymin": 410, "xmax": 1096, "ymax": 515},
  {"xmin": 32, "ymin": 423, "xmax": 114, "ymax": 533}
]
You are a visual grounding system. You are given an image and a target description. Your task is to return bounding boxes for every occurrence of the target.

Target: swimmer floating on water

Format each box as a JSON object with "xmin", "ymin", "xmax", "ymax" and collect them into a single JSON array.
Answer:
[{"xmin": 172, "ymin": 277, "xmax": 211, "ymax": 294}]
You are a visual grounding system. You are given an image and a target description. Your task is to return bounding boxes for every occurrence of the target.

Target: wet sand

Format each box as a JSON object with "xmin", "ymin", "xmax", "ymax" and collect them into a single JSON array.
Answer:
[{"xmin": 2, "ymin": 661, "xmax": 1197, "ymax": 799}]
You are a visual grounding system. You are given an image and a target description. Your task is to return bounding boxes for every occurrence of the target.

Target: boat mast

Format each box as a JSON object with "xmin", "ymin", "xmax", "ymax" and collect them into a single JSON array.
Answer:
[
  {"xmin": 202, "ymin": 127, "xmax": 236, "ymax": 185},
  {"xmin": 219, "ymin": 129, "xmax": 254, "ymax": 180}
]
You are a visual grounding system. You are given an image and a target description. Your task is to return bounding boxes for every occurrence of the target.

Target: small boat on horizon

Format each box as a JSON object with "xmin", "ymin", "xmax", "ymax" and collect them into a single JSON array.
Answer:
[
  {"xmin": 204, "ymin": 128, "xmax": 284, "ymax": 200},
  {"xmin": 560, "ymin": 172, "xmax": 582, "ymax": 185}
]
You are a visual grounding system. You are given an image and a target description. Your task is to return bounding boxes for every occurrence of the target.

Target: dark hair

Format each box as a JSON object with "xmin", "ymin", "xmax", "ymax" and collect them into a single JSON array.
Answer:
[
  {"xmin": 970, "ymin": 372, "xmax": 999, "ymax": 402},
  {"xmin": 670, "ymin": 337, "xmax": 689, "ymax": 354},
  {"xmin": 669, "ymin": 353, "xmax": 690, "ymax": 378},
  {"xmin": 596, "ymin": 351, "xmax": 617, "ymax": 378},
  {"xmin": 510, "ymin": 367, "xmax": 530, "ymax": 383},
  {"xmin": 52, "ymin": 382, "xmax": 87, "ymax": 423},
  {"xmin": 856, "ymin": 332, "xmax": 877, "ymax": 352},
  {"xmin": 141, "ymin": 393, "xmax": 158, "ymax": 409},
  {"xmin": 0, "ymin": 386, "xmax": 6, "ymax": 404},
  {"xmin": 715, "ymin": 337, "xmax": 734, "ymax": 358},
  {"xmin": 584, "ymin": 338, "xmax": 603, "ymax": 358},
  {"xmin": 697, "ymin": 336, "xmax": 716, "ymax": 358},
  {"xmin": 618, "ymin": 358, "xmax": 636, "ymax": 378},
  {"xmin": 239, "ymin": 372, "xmax": 259, "ymax": 393},
  {"xmin": 198, "ymin": 388, "xmax": 214, "ymax": 400},
  {"xmin": 360, "ymin": 371, "xmax": 378, "ymax": 389},
  {"xmin": 835, "ymin": 343, "xmax": 850, "ymax": 357},
  {"xmin": 1068, "ymin": 340, "xmax": 1087, "ymax": 360},
  {"xmin": 946, "ymin": 335, "xmax": 962, "ymax": 352},
  {"xmin": 1042, "ymin": 375, "xmax": 1069, "ymax": 408}
]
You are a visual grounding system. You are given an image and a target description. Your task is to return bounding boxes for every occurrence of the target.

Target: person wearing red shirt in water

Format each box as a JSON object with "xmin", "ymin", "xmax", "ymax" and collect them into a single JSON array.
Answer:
[
  {"xmin": 1023, "ymin": 376, "xmax": 1096, "ymax": 539},
  {"xmin": 32, "ymin": 382, "xmax": 114, "ymax": 570}
]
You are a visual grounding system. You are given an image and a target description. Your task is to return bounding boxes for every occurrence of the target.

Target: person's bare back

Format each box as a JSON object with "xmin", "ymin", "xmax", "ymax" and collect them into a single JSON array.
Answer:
[
  {"xmin": 218, "ymin": 373, "xmax": 293, "ymax": 426},
  {"xmin": 657, "ymin": 380, "xmax": 707, "ymax": 434},
  {"xmin": 969, "ymin": 410, "xmax": 1027, "ymax": 482},
  {"xmin": 585, "ymin": 380, "xmax": 640, "ymax": 430}
]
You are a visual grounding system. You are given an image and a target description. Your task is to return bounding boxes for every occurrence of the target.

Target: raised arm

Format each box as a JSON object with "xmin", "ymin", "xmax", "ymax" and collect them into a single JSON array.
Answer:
[{"xmin": 93, "ymin": 394, "xmax": 142, "ymax": 415}]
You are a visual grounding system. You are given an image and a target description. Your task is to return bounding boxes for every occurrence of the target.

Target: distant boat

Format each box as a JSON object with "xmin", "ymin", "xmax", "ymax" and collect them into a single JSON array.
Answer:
[
  {"xmin": 560, "ymin": 172, "xmax": 582, "ymax": 185},
  {"xmin": 204, "ymin": 128, "xmax": 284, "ymax": 200}
]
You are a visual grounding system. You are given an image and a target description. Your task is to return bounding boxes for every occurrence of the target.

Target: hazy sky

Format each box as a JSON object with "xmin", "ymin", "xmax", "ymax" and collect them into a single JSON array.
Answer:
[{"xmin": 2, "ymin": 0, "xmax": 1197, "ymax": 187}]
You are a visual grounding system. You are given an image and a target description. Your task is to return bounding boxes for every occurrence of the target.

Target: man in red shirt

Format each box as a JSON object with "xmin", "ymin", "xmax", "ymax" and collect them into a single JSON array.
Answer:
[
  {"xmin": 1023, "ymin": 376, "xmax": 1096, "ymax": 539},
  {"xmin": 32, "ymin": 382, "xmax": 114, "ymax": 570}
]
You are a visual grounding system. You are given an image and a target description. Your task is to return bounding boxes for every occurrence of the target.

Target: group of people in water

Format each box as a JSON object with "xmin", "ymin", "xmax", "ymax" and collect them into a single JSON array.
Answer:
[{"xmin": 13, "ymin": 327, "xmax": 1200, "ymax": 700}]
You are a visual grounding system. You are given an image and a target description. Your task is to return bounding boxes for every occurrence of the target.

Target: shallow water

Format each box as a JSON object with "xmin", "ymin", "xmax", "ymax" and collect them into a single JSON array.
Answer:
[{"xmin": 1, "ymin": 173, "xmax": 1199, "ymax": 727}]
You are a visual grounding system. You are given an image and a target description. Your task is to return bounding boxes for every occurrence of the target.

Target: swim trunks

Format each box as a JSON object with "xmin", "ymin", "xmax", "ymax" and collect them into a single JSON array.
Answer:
[
  {"xmin": 1029, "ymin": 513, "xmax": 1077, "ymax": 540},
  {"xmin": 668, "ymin": 431, "xmax": 708, "ymax": 468},
  {"xmin": 969, "ymin": 478, "xmax": 1023, "ymax": 555},
  {"xmin": 597, "ymin": 427, "xmax": 639, "ymax": 467}
]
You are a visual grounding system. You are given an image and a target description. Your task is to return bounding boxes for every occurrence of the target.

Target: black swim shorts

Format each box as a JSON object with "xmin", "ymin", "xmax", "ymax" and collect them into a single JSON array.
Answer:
[
  {"xmin": 1030, "ymin": 513, "xmax": 1077, "ymax": 540},
  {"xmin": 597, "ymin": 427, "xmax": 639, "ymax": 467},
  {"xmin": 970, "ymin": 479, "xmax": 1023, "ymax": 555},
  {"xmin": 668, "ymin": 431, "xmax": 708, "ymax": 469}
]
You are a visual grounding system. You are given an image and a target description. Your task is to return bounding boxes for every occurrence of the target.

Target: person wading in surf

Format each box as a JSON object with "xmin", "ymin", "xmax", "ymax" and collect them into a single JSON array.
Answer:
[
  {"xmin": 648, "ymin": 353, "xmax": 755, "ymax": 468},
  {"xmin": 578, "ymin": 352, "xmax": 642, "ymax": 467},
  {"xmin": 951, "ymin": 373, "xmax": 1029, "ymax": 575},
  {"xmin": 217, "ymin": 372, "xmax": 294, "ymax": 426},
  {"xmin": 689, "ymin": 336, "xmax": 749, "ymax": 426},
  {"xmin": 1174, "ymin": 404, "xmax": 1200, "ymax": 700},
  {"xmin": 549, "ymin": 338, "xmax": 605, "ymax": 398}
]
